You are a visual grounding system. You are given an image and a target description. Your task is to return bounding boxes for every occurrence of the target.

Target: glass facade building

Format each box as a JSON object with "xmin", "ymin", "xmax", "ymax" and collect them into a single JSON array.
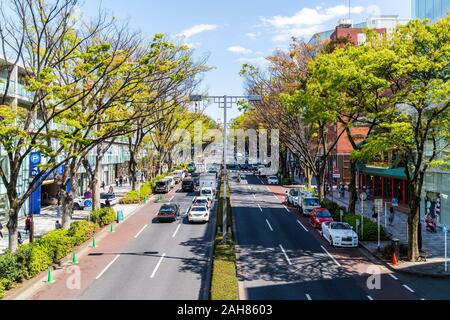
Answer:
[{"xmin": 412, "ymin": 0, "xmax": 450, "ymax": 22}]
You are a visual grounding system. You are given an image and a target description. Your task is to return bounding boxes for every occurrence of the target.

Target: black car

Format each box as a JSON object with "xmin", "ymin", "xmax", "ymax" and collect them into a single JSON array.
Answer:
[
  {"xmin": 191, "ymin": 172, "xmax": 200, "ymax": 186},
  {"xmin": 182, "ymin": 179, "xmax": 195, "ymax": 192},
  {"xmin": 157, "ymin": 203, "xmax": 180, "ymax": 222}
]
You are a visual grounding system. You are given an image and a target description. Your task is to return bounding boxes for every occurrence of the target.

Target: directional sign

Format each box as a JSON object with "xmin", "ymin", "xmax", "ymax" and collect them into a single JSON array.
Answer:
[
  {"xmin": 30, "ymin": 166, "xmax": 40, "ymax": 177},
  {"xmin": 375, "ymin": 199, "xmax": 383, "ymax": 213}
]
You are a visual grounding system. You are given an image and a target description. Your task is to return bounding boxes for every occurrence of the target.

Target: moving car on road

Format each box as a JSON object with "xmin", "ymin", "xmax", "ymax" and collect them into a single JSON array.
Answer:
[
  {"xmin": 192, "ymin": 196, "xmax": 211, "ymax": 209},
  {"xmin": 322, "ymin": 222, "xmax": 358, "ymax": 247},
  {"xmin": 286, "ymin": 189, "xmax": 300, "ymax": 206},
  {"xmin": 267, "ymin": 176, "xmax": 279, "ymax": 185},
  {"xmin": 188, "ymin": 205, "xmax": 210, "ymax": 223},
  {"xmin": 191, "ymin": 172, "xmax": 200, "ymax": 187},
  {"xmin": 299, "ymin": 196, "xmax": 320, "ymax": 215},
  {"xmin": 165, "ymin": 176, "xmax": 176, "ymax": 189},
  {"xmin": 181, "ymin": 178, "xmax": 195, "ymax": 192},
  {"xmin": 309, "ymin": 208, "xmax": 334, "ymax": 229},
  {"xmin": 157, "ymin": 203, "xmax": 180, "ymax": 222},
  {"xmin": 200, "ymin": 187, "xmax": 214, "ymax": 201}
]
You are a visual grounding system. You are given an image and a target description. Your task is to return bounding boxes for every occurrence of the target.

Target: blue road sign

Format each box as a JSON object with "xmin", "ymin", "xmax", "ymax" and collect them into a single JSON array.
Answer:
[
  {"xmin": 30, "ymin": 152, "xmax": 41, "ymax": 165},
  {"xmin": 30, "ymin": 166, "xmax": 40, "ymax": 177},
  {"xmin": 84, "ymin": 199, "xmax": 92, "ymax": 208},
  {"xmin": 392, "ymin": 198, "xmax": 399, "ymax": 207}
]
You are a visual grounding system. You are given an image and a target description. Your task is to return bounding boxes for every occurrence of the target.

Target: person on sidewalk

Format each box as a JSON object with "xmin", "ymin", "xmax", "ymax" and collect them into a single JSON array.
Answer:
[
  {"xmin": 18, "ymin": 231, "xmax": 23, "ymax": 245},
  {"xmin": 115, "ymin": 177, "xmax": 119, "ymax": 187},
  {"xmin": 371, "ymin": 206, "xmax": 378, "ymax": 220},
  {"xmin": 25, "ymin": 215, "xmax": 31, "ymax": 234},
  {"xmin": 101, "ymin": 181, "xmax": 106, "ymax": 191},
  {"xmin": 388, "ymin": 206, "xmax": 395, "ymax": 225},
  {"xmin": 0, "ymin": 221, "xmax": 3, "ymax": 239},
  {"xmin": 55, "ymin": 220, "xmax": 62, "ymax": 230}
]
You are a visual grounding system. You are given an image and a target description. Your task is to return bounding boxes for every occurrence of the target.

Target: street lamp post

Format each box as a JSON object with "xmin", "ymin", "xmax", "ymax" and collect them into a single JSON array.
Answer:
[{"xmin": 189, "ymin": 94, "xmax": 261, "ymax": 243}]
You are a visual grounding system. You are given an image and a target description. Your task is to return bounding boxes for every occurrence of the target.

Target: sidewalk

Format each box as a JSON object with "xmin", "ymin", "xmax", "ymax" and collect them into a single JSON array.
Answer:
[
  {"xmin": 327, "ymin": 189, "xmax": 450, "ymax": 277},
  {"xmin": 0, "ymin": 184, "xmax": 140, "ymax": 254}
]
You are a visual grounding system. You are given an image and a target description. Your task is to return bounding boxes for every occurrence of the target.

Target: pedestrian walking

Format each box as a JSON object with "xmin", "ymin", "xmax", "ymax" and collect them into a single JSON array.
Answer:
[
  {"xmin": 108, "ymin": 185, "xmax": 114, "ymax": 194},
  {"xmin": 101, "ymin": 181, "xmax": 106, "ymax": 191},
  {"xmin": 115, "ymin": 177, "xmax": 119, "ymax": 187},
  {"xmin": 371, "ymin": 206, "xmax": 378, "ymax": 220},
  {"xmin": 18, "ymin": 231, "xmax": 23, "ymax": 245},
  {"xmin": 388, "ymin": 206, "xmax": 395, "ymax": 225},
  {"xmin": 25, "ymin": 215, "xmax": 31, "ymax": 234},
  {"xmin": 119, "ymin": 176, "xmax": 123, "ymax": 187},
  {"xmin": 0, "ymin": 221, "xmax": 3, "ymax": 239},
  {"xmin": 56, "ymin": 190, "xmax": 61, "ymax": 206},
  {"xmin": 55, "ymin": 220, "xmax": 62, "ymax": 230}
]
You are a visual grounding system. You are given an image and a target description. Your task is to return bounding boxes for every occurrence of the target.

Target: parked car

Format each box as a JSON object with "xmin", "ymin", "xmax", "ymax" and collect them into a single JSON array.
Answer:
[
  {"xmin": 322, "ymin": 222, "xmax": 359, "ymax": 247},
  {"xmin": 309, "ymin": 208, "xmax": 334, "ymax": 229},
  {"xmin": 100, "ymin": 193, "xmax": 117, "ymax": 207},
  {"xmin": 73, "ymin": 196, "xmax": 86, "ymax": 210},
  {"xmin": 157, "ymin": 203, "xmax": 180, "ymax": 222},
  {"xmin": 299, "ymin": 197, "xmax": 321, "ymax": 215},
  {"xmin": 286, "ymin": 189, "xmax": 301, "ymax": 206},
  {"xmin": 172, "ymin": 170, "xmax": 185, "ymax": 183},
  {"xmin": 155, "ymin": 179, "xmax": 170, "ymax": 193},
  {"xmin": 267, "ymin": 176, "xmax": 279, "ymax": 185},
  {"xmin": 165, "ymin": 176, "xmax": 176, "ymax": 189},
  {"xmin": 181, "ymin": 178, "xmax": 195, "ymax": 192},
  {"xmin": 200, "ymin": 187, "xmax": 214, "ymax": 201},
  {"xmin": 188, "ymin": 205, "xmax": 210, "ymax": 223}
]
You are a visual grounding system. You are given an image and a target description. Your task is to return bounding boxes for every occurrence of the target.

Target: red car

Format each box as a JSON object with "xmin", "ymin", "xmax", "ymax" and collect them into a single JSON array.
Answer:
[{"xmin": 309, "ymin": 208, "xmax": 334, "ymax": 229}]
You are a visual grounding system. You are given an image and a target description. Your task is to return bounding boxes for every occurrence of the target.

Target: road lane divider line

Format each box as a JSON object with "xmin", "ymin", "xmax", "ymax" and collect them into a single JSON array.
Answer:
[
  {"xmin": 134, "ymin": 224, "xmax": 148, "ymax": 238},
  {"xmin": 169, "ymin": 196, "xmax": 175, "ymax": 202},
  {"xmin": 273, "ymin": 195, "xmax": 279, "ymax": 201},
  {"xmin": 283, "ymin": 205, "xmax": 290, "ymax": 213},
  {"xmin": 279, "ymin": 244, "xmax": 292, "ymax": 265},
  {"xmin": 297, "ymin": 220, "xmax": 308, "ymax": 232},
  {"xmin": 306, "ymin": 294, "xmax": 312, "ymax": 300},
  {"xmin": 150, "ymin": 253, "xmax": 166, "ymax": 279},
  {"xmin": 96, "ymin": 255, "xmax": 120, "ymax": 280},
  {"xmin": 367, "ymin": 296, "xmax": 374, "ymax": 300},
  {"xmin": 258, "ymin": 204, "xmax": 263, "ymax": 212},
  {"xmin": 172, "ymin": 224, "xmax": 181, "ymax": 238},
  {"xmin": 388, "ymin": 274, "xmax": 398, "ymax": 280},
  {"xmin": 320, "ymin": 245, "xmax": 342, "ymax": 267},
  {"xmin": 403, "ymin": 285, "xmax": 415, "ymax": 293},
  {"xmin": 266, "ymin": 219, "xmax": 274, "ymax": 232},
  {"xmin": 253, "ymin": 194, "xmax": 256, "ymax": 199}
]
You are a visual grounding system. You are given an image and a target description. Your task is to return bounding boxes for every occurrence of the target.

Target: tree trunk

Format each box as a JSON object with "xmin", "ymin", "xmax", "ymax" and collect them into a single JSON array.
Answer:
[
  {"xmin": 91, "ymin": 159, "xmax": 101, "ymax": 210},
  {"xmin": 407, "ymin": 188, "xmax": 421, "ymax": 261},
  {"xmin": 348, "ymin": 159, "xmax": 358, "ymax": 214},
  {"xmin": 129, "ymin": 149, "xmax": 137, "ymax": 191},
  {"xmin": 7, "ymin": 202, "xmax": 20, "ymax": 252}
]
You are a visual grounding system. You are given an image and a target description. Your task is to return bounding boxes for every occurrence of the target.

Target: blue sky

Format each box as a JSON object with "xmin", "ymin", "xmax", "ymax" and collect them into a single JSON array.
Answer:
[{"xmin": 81, "ymin": 0, "xmax": 411, "ymax": 122}]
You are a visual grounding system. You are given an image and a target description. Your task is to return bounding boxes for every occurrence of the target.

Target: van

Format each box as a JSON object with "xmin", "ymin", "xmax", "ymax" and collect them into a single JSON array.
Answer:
[
  {"xmin": 172, "ymin": 170, "xmax": 185, "ymax": 183},
  {"xmin": 155, "ymin": 179, "xmax": 170, "ymax": 193},
  {"xmin": 165, "ymin": 176, "xmax": 176, "ymax": 189}
]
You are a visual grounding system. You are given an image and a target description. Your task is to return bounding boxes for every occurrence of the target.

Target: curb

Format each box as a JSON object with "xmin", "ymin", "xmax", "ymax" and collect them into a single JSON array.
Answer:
[
  {"xmin": 201, "ymin": 197, "xmax": 218, "ymax": 301},
  {"xmin": 359, "ymin": 242, "xmax": 450, "ymax": 279}
]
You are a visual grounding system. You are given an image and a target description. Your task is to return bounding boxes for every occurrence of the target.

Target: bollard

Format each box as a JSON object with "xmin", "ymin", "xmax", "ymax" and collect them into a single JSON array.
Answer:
[
  {"xmin": 72, "ymin": 251, "xmax": 78, "ymax": 265},
  {"xmin": 92, "ymin": 237, "xmax": 97, "ymax": 248},
  {"xmin": 144, "ymin": 196, "xmax": 147, "ymax": 204},
  {"xmin": 47, "ymin": 268, "xmax": 55, "ymax": 284},
  {"xmin": 109, "ymin": 223, "xmax": 115, "ymax": 233}
]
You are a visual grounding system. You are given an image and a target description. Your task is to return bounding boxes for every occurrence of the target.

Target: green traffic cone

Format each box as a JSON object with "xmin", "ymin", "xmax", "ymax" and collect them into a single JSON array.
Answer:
[
  {"xmin": 72, "ymin": 251, "xmax": 78, "ymax": 265},
  {"xmin": 109, "ymin": 223, "xmax": 115, "ymax": 233},
  {"xmin": 144, "ymin": 196, "xmax": 147, "ymax": 204},
  {"xmin": 92, "ymin": 237, "xmax": 97, "ymax": 248},
  {"xmin": 47, "ymin": 268, "xmax": 55, "ymax": 284}
]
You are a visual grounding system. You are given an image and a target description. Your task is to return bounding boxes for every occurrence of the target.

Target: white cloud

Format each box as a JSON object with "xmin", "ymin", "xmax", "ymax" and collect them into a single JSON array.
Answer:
[
  {"xmin": 235, "ymin": 56, "xmax": 268, "ymax": 66},
  {"xmin": 176, "ymin": 24, "xmax": 218, "ymax": 39},
  {"xmin": 259, "ymin": 4, "xmax": 367, "ymax": 42},
  {"xmin": 366, "ymin": 5, "xmax": 382, "ymax": 16},
  {"xmin": 228, "ymin": 46, "xmax": 253, "ymax": 54},
  {"xmin": 245, "ymin": 32, "xmax": 261, "ymax": 39}
]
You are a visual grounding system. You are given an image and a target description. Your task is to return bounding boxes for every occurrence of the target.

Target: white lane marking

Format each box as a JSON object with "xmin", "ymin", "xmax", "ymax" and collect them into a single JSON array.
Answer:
[
  {"xmin": 320, "ymin": 245, "xmax": 342, "ymax": 267},
  {"xmin": 297, "ymin": 220, "xmax": 309, "ymax": 232},
  {"xmin": 134, "ymin": 224, "xmax": 148, "ymax": 238},
  {"xmin": 403, "ymin": 285, "xmax": 415, "ymax": 293},
  {"xmin": 253, "ymin": 194, "xmax": 256, "ymax": 200},
  {"xmin": 306, "ymin": 294, "xmax": 312, "ymax": 300},
  {"xmin": 258, "ymin": 204, "xmax": 263, "ymax": 212},
  {"xmin": 388, "ymin": 273, "xmax": 398, "ymax": 280},
  {"xmin": 150, "ymin": 253, "xmax": 166, "ymax": 279},
  {"xmin": 274, "ymin": 195, "xmax": 279, "ymax": 201},
  {"xmin": 266, "ymin": 219, "xmax": 274, "ymax": 232},
  {"xmin": 279, "ymin": 244, "xmax": 292, "ymax": 265},
  {"xmin": 169, "ymin": 196, "xmax": 175, "ymax": 202},
  {"xmin": 96, "ymin": 255, "xmax": 120, "ymax": 280},
  {"xmin": 172, "ymin": 224, "xmax": 181, "ymax": 238},
  {"xmin": 283, "ymin": 205, "xmax": 290, "ymax": 213},
  {"xmin": 367, "ymin": 295, "xmax": 374, "ymax": 300}
]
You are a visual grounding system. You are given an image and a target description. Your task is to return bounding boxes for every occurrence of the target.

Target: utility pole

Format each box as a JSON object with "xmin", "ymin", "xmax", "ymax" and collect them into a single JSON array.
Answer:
[{"xmin": 189, "ymin": 94, "xmax": 262, "ymax": 244}]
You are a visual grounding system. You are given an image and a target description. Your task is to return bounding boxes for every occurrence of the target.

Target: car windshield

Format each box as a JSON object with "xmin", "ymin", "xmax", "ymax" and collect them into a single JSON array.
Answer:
[
  {"xmin": 156, "ymin": 181, "xmax": 167, "ymax": 187},
  {"xmin": 183, "ymin": 180, "xmax": 193, "ymax": 185},
  {"xmin": 291, "ymin": 191, "xmax": 299, "ymax": 197},
  {"xmin": 100, "ymin": 194, "xmax": 115, "ymax": 199},
  {"xmin": 195, "ymin": 199, "xmax": 208, "ymax": 205},
  {"xmin": 269, "ymin": 176, "xmax": 277, "ymax": 180},
  {"xmin": 304, "ymin": 198, "xmax": 319, "ymax": 206},
  {"xmin": 160, "ymin": 205, "xmax": 176, "ymax": 213},
  {"xmin": 332, "ymin": 223, "xmax": 352, "ymax": 230},
  {"xmin": 317, "ymin": 210, "xmax": 331, "ymax": 218},
  {"xmin": 191, "ymin": 207, "xmax": 206, "ymax": 212},
  {"xmin": 202, "ymin": 189, "xmax": 212, "ymax": 195}
]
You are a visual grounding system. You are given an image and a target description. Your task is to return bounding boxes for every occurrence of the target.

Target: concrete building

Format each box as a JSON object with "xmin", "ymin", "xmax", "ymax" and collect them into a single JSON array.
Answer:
[
  {"xmin": 0, "ymin": 58, "xmax": 131, "ymax": 222},
  {"xmin": 412, "ymin": 0, "xmax": 450, "ymax": 22}
]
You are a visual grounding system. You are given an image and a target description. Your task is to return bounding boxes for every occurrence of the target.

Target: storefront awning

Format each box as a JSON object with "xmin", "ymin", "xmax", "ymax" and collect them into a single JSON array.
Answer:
[{"xmin": 358, "ymin": 166, "xmax": 407, "ymax": 180}]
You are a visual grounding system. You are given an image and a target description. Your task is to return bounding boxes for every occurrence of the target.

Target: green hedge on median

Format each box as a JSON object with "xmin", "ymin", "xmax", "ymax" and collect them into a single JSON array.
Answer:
[{"xmin": 89, "ymin": 207, "xmax": 116, "ymax": 227}]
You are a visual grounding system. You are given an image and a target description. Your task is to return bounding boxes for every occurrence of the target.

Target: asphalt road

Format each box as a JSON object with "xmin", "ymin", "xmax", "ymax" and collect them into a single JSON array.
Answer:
[{"xmin": 231, "ymin": 173, "xmax": 424, "ymax": 300}]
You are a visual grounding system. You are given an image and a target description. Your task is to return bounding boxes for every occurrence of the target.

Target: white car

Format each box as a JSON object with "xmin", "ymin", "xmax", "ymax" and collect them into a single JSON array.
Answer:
[
  {"xmin": 172, "ymin": 170, "xmax": 185, "ymax": 183},
  {"xmin": 299, "ymin": 197, "xmax": 320, "ymax": 215},
  {"xmin": 200, "ymin": 187, "xmax": 214, "ymax": 201},
  {"xmin": 322, "ymin": 222, "xmax": 359, "ymax": 247},
  {"xmin": 165, "ymin": 176, "xmax": 176, "ymax": 189},
  {"xmin": 267, "ymin": 176, "xmax": 279, "ymax": 185},
  {"xmin": 192, "ymin": 196, "xmax": 211, "ymax": 208},
  {"xmin": 286, "ymin": 189, "xmax": 301, "ymax": 206},
  {"xmin": 188, "ymin": 205, "xmax": 210, "ymax": 223}
]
